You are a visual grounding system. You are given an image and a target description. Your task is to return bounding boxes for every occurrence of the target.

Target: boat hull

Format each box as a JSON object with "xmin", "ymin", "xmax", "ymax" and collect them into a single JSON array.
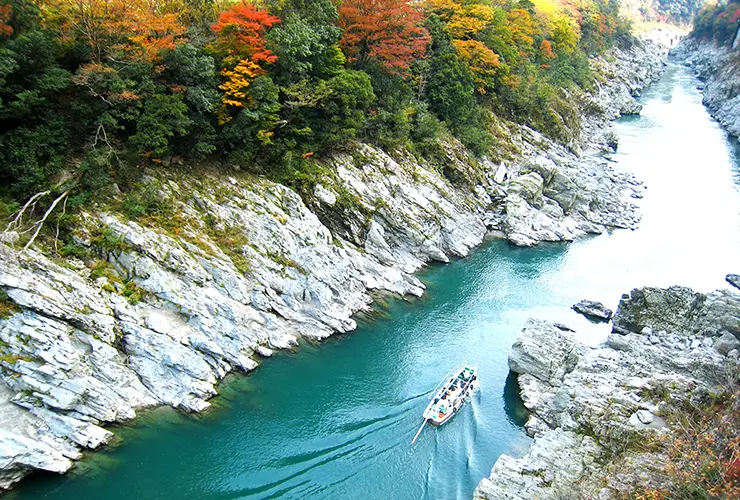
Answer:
[{"xmin": 422, "ymin": 368, "xmax": 479, "ymax": 427}]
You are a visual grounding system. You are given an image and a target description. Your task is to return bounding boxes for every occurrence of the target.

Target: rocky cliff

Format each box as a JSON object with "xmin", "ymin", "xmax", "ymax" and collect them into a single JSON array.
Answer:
[
  {"xmin": 475, "ymin": 283, "xmax": 740, "ymax": 499},
  {"xmin": 0, "ymin": 39, "xmax": 666, "ymax": 489},
  {"xmin": 671, "ymin": 38, "xmax": 740, "ymax": 140}
]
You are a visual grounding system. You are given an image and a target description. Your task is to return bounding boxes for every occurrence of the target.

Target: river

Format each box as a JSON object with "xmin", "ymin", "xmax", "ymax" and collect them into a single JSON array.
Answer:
[{"xmin": 12, "ymin": 61, "xmax": 740, "ymax": 499}]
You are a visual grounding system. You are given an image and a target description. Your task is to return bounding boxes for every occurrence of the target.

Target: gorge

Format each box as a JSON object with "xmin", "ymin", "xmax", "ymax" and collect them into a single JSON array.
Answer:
[{"xmin": 2, "ymin": 38, "xmax": 739, "ymax": 498}]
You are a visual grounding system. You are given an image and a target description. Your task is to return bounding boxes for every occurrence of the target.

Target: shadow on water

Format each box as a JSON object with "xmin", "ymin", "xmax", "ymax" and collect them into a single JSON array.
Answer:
[{"xmin": 502, "ymin": 372, "xmax": 529, "ymax": 428}]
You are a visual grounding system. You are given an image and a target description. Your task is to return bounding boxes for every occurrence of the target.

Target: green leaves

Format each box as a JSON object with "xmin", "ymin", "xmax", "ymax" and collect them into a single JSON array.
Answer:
[{"xmin": 131, "ymin": 94, "xmax": 191, "ymax": 158}]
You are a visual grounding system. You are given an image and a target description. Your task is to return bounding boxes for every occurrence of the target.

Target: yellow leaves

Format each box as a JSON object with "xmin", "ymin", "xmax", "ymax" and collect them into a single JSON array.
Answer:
[
  {"xmin": 551, "ymin": 15, "xmax": 580, "ymax": 54},
  {"xmin": 452, "ymin": 39, "xmax": 500, "ymax": 93},
  {"xmin": 43, "ymin": 0, "xmax": 187, "ymax": 62},
  {"xmin": 220, "ymin": 59, "xmax": 261, "ymax": 102},
  {"xmin": 507, "ymin": 8, "xmax": 537, "ymax": 55},
  {"xmin": 427, "ymin": 0, "xmax": 499, "ymax": 94},
  {"xmin": 425, "ymin": 0, "xmax": 462, "ymax": 18},
  {"xmin": 256, "ymin": 129, "xmax": 274, "ymax": 145},
  {"xmin": 427, "ymin": 0, "xmax": 495, "ymax": 39},
  {"xmin": 218, "ymin": 59, "xmax": 262, "ymax": 124},
  {"xmin": 447, "ymin": 5, "xmax": 495, "ymax": 38}
]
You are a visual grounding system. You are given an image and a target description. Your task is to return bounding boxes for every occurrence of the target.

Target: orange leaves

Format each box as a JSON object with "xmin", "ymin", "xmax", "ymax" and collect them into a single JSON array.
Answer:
[
  {"xmin": 210, "ymin": 3, "xmax": 280, "ymax": 69},
  {"xmin": 452, "ymin": 40, "xmax": 499, "ymax": 93},
  {"xmin": 46, "ymin": 0, "xmax": 187, "ymax": 63},
  {"xmin": 507, "ymin": 8, "xmax": 537, "ymax": 55},
  {"xmin": 428, "ymin": 1, "xmax": 495, "ymax": 39},
  {"xmin": 538, "ymin": 39, "xmax": 555, "ymax": 67},
  {"xmin": 539, "ymin": 40, "xmax": 555, "ymax": 59},
  {"xmin": 125, "ymin": 9, "xmax": 187, "ymax": 63},
  {"xmin": 0, "ymin": 2, "xmax": 12, "ymax": 38},
  {"xmin": 338, "ymin": 0, "xmax": 430, "ymax": 73}
]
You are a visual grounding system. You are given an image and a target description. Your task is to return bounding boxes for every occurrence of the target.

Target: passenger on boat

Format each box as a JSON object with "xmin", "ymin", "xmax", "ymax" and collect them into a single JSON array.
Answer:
[{"xmin": 439, "ymin": 401, "xmax": 448, "ymax": 413}]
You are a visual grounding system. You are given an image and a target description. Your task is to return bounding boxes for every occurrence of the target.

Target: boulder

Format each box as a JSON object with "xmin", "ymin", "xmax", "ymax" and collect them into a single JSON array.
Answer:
[
  {"xmin": 480, "ymin": 283, "xmax": 738, "ymax": 499},
  {"xmin": 508, "ymin": 172, "xmax": 545, "ymax": 208},
  {"xmin": 509, "ymin": 319, "xmax": 580, "ymax": 386},
  {"xmin": 727, "ymin": 274, "xmax": 740, "ymax": 291},
  {"xmin": 612, "ymin": 286, "xmax": 703, "ymax": 335},
  {"xmin": 714, "ymin": 332, "xmax": 740, "ymax": 356},
  {"xmin": 572, "ymin": 300, "xmax": 613, "ymax": 322}
]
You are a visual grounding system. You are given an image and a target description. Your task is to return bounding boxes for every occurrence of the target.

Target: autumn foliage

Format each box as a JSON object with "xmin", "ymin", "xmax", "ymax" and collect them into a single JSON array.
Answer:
[
  {"xmin": 209, "ymin": 3, "xmax": 280, "ymax": 122},
  {"xmin": 210, "ymin": 3, "xmax": 280, "ymax": 68},
  {"xmin": 693, "ymin": 2, "xmax": 740, "ymax": 49},
  {"xmin": 44, "ymin": 0, "xmax": 187, "ymax": 62},
  {"xmin": 0, "ymin": 2, "xmax": 12, "ymax": 37},
  {"xmin": 628, "ymin": 383, "xmax": 740, "ymax": 500},
  {"xmin": 338, "ymin": 0, "xmax": 430, "ymax": 73},
  {"xmin": 1, "ymin": 0, "xmax": 637, "ymax": 202}
]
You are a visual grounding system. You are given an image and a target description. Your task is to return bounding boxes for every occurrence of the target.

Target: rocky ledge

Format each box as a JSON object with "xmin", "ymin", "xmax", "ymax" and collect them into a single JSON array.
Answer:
[
  {"xmin": 0, "ymin": 38, "xmax": 667, "ymax": 489},
  {"xmin": 671, "ymin": 37, "xmax": 740, "ymax": 140},
  {"xmin": 475, "ymin": 283, "xmax": 740, "ymax": 499}
]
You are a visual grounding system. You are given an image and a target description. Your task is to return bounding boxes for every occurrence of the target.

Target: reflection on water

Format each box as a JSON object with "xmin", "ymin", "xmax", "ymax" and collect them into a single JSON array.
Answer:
[{"xmin": 13, "ymin": 63, "xmax": 740, "ymax": 500}]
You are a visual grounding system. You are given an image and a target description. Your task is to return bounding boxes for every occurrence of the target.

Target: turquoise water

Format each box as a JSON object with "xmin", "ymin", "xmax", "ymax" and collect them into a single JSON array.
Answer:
[{"xmin": 12, "ymin": 62, "xmax": 740, "ymax": 499}]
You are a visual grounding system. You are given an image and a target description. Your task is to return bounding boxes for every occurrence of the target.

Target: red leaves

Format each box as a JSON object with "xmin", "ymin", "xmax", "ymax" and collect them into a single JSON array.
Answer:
[
  {"xmin": 730, "ymin": 8, "xmax": 740, "ymax": 24},
  {"xmin": 338, "ymin": 0, "xmax": 430, "ymax": 74},
  {"xmin": 0, "ymin": 2, "xmax": 12, "ymax": 38},
  {"xmin": 211, "ymin": 3, "xmax": 280, "ymax": 68}
]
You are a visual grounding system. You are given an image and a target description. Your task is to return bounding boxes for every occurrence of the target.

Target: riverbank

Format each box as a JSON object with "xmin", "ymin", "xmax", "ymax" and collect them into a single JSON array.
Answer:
[
  {"xmin": 475, "ymin": 282, "xmax": 740, "ymax": 499},
  {"xmin": 0, "ymin": 38, "xmax": 667, "ymax": 488},
  {"xmin": 671, "ymin": 37, "xmax": 740, "ymax": 140}
]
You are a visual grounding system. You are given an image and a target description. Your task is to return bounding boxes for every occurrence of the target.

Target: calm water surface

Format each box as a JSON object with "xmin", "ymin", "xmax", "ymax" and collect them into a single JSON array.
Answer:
[{"xmin": 13, "ymin": 62, "xmax": 740, "ymax": 499}]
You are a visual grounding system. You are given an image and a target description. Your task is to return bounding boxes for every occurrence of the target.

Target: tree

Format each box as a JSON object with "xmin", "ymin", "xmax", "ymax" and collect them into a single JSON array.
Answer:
[
  {"xmin": 1, "ymin": 2, "xmax": 13, "ymax": 37},
  {"xmin": 268, "ymin": 0, "xmax": 344, "ymax": 84},
  {"xmin": 338, "ymin": 0, "xmax": 430, "ymax": 74},
  {"xmin": 427, "ymin": 0, "xmax": 495, "ymax": 39},
  {"xmin": 120, "ymin": 0, "xmax": 187, "ymax": 62},
  {"xmin": 426, "ymin": 50, "xmax": 475, "ymax": 125},
  {"xmin": 130, "ymin": 93, "xmax": 191, "ymax": 158},
  {"xmin": 43, "ymin": 0, "xmax": 187, "ymax": 63},
  {"xmin": 210, "ymin": 2, "xmax": 280, "ymax": 68},
  {"xmin": 451, "ymin": 39, "xmax": 500, "ymax": 93},
  {"xmin": 551, "ymin": 15, "xmax": 580, "ymax": 54},
  {"xmin": 210, "ymin": 2, "xmax": 280, "ymax": 121},
  {"xmin": 507, "ymin": 8, "xmax": 537, "ymax": 56}
]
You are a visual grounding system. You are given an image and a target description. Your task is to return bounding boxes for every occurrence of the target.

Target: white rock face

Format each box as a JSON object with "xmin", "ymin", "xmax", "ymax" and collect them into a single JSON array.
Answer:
[
  {"xmin": 476, "ymin": 286, "xmax": 739, "ymax": 499},
  {"xmin": 0, "ymin": 38, "xmax": 668, "ymax": 489},
  {"xmin": 584, "ymin": 39, "xmax": 668, "ymax": 151},
  {"xmin": 672, "ymin": 38, "xmax": 740, "ymax": 140}
]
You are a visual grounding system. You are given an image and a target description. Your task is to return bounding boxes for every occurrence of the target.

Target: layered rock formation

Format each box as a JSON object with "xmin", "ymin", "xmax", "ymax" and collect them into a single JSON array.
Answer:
[
  {"xmin": 475, "ymin": 284, "xmax": 740, "ymax": 499},
  {"xmin": 0, "ymin": 38, "xmax": 667, "ymax": 489},
  {"xmin": 672, "ymin": 38, "xmax": 740, "ymax": 140}
]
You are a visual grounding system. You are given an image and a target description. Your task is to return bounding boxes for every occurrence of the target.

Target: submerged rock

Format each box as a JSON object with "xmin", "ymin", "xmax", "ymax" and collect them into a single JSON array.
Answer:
[{"xmin": 572, "ymin": 300, "xmax": 613, "ymax": 321}]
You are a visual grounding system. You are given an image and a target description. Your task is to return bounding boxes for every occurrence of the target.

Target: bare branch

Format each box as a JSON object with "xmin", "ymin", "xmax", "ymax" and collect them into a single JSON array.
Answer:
[
  {"xmin": 4, "ymin": 191, "xmax": 50, "ymax": 233},
  {"xmin": 22, "ymin": 191, "xmax": 70, "ymax": 254}
]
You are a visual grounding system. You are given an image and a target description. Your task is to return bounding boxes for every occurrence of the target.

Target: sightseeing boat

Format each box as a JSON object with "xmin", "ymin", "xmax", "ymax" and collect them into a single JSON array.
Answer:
[{"xmin": 411, "ymin": 362, "xmax": 479, "ymax": 444}]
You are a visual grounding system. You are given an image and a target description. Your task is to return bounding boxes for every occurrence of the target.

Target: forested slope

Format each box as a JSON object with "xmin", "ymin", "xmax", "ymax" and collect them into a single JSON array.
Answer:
[{"xmin": 0, "ymin": 0, "xmax": 633, "ymax": 214}]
